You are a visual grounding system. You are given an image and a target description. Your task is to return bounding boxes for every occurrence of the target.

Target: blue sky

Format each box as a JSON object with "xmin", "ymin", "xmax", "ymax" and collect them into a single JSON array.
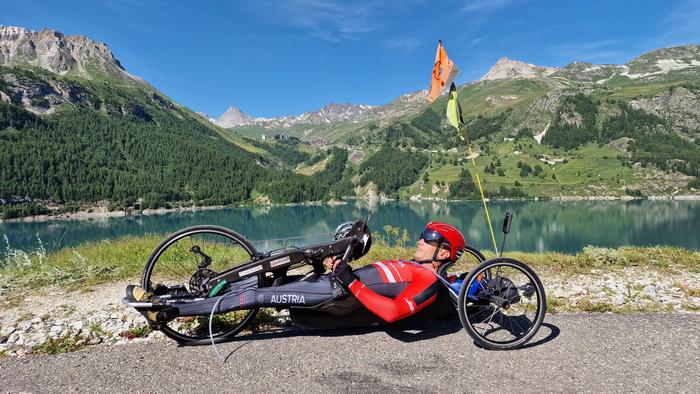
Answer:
[{"xmin": 2, "ymin": 0, "xmax": 698, "ymax": 118}]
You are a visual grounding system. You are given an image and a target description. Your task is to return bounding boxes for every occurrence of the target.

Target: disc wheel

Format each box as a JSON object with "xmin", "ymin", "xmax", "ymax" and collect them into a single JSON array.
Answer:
[
  {"xmin": 458, "ymin": 257, "xmax": 546, "ymax": 350},
  {"xmin": 141, "ymin": 225, "xmax": 261, "ymax": 345}
]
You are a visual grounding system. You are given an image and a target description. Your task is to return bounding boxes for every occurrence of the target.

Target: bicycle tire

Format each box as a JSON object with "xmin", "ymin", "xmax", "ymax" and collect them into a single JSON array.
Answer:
[
  {"xmin": 457, "ymin": 257, "xmax": 546, "ymax": 350},
  {"xmin": 141, "ymin": 225, "xmax": 262, "ymax": 345},
  {"xmin": 437, "ymin": 244, "xmax": 486, "ymax": 278}
]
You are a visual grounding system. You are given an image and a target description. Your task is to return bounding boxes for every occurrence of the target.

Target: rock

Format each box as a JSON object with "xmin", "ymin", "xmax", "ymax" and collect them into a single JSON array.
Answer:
[
  {"xmin": 552, "ymin": 287, "xmax": 570, "ymax": 298},
  {"xmin": 7, "ymin": 333, "xmax": 20, "ymax": 344},
  {"xmin": 643, "ymin": 285, "xmax": 656, "ymax": 297},
  {"xmin": 612, "ymin": 295, "xmax": 625, "ymax": 306},
  {"xmin": 0, "ymin": 325, "xmax": 16, "ymax": 336},
  {"xmin": 688, "ymin": 297, "xmax": 700, "ymax": 309},
  {"xmin": 69, "ymin": 321, "xmax": 84, "ymax": 332},
  {"xmin": 148, "ymin": 331, "xmax": 165, "ymax": 339}
]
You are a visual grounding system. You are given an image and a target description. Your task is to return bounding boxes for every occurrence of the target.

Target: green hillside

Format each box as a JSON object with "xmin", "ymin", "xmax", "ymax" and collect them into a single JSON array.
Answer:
[
  {"xmin": 350, "ymin": 73, "xmax": 700, "ymax": 199},
  {"xmin": 0, "ymin": 66, "xmax": 349, "ymax": 212}
]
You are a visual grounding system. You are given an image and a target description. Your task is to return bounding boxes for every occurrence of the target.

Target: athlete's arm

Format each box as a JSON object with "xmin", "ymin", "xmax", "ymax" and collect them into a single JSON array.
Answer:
[{"xmin": 347, "ymin": 266, "xmax": 440, "ymax": 323}]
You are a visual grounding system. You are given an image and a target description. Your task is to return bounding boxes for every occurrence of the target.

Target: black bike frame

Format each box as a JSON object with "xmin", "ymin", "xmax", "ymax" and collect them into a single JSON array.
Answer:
[{"xmin": 204, "ymin": 233, "xmax": 360, "ymax": 292}]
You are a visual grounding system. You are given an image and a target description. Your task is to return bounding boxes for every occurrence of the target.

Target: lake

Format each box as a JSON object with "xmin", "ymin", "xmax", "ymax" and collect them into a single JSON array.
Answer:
[{"xmin": 1, "ymin": 200, "xmax": 699, "ymax": 257}]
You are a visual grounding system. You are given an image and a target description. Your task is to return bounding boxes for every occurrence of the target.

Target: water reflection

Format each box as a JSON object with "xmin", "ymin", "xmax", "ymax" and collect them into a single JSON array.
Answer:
[{"xmin": 1, "ymin": 200, "xmax": 698, "ymax": 255}]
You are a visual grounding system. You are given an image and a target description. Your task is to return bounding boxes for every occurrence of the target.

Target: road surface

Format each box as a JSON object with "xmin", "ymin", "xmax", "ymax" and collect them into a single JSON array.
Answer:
[{"xmin": 2, "ymin": 313, "xmax": 698, "ymax": 393}]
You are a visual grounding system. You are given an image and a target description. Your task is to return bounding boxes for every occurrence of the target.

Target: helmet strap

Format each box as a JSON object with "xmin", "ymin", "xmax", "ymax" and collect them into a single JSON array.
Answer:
[
  {"xmin": 431, "ymin": 246, "xmax": 441, "ymax": 262},
  {"xmin": 414, "ymin": 243, "xmax": 452, "ymax": 265}
]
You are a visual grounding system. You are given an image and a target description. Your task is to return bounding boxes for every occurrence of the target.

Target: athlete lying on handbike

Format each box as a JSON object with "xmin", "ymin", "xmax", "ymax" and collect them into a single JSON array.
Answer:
[
  {"xmin": 126, "ymin": 222, "xmax": 466, "ymax": 328},
  {"xmin": 123, "ymin": 218, "xmax": 545, "ymax": 349}
]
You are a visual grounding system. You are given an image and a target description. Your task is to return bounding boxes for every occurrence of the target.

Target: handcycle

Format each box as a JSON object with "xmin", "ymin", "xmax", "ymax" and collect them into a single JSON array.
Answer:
[{"xmin": 125, "ymin": 214, "xmax": 546, "ymax": 350}]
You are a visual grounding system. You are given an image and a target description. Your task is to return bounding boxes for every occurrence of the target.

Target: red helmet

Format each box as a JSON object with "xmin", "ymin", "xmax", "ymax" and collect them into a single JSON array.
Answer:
[{"xmin": 421, "ymin": 222, "xmax": 466, "ymax": 262}]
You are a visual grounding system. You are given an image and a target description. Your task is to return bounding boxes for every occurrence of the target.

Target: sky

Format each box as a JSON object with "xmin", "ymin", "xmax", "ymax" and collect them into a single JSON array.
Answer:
[{"xmin": 2, "ymin": 0, "xmax": 699, "ymax": 118}]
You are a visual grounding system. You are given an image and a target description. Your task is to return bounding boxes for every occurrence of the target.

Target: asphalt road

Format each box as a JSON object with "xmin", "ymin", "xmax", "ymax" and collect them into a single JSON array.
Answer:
[{"xmin": 2, "ymin": 313, "xmax": 698, "ymax": 393}]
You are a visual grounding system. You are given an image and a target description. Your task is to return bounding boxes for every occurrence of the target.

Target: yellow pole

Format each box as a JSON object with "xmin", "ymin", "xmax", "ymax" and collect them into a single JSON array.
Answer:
[{"xmin": 459, "ymin": 131, "xmax": 499, "ymax": 255}]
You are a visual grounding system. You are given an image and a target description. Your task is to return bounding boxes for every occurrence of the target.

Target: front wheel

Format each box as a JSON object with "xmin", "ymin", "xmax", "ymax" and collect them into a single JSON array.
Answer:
[
  {"xmin": 141, "ymin": 225, "xmax": 261, "ymax": 345},
  {"xmin": 458, "ymin": 257, "xmax": 546, "ymax": 350}
]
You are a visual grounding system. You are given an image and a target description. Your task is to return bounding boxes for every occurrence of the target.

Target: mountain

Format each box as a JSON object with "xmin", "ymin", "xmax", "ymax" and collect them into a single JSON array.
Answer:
[
  {"xmin": 220, "ymin": 90, "xmax": 428, "ymax": 141},
  {"xmin": 479, "ymin": 57, "xmax": 558, "ymax": 81},
  {"xmin": 214, "ymin": 106, "xmax": 254, "ymax": 128},
  {"xmin": 0, "ymin": 26, "xmax": 137, "ymax": 83}
]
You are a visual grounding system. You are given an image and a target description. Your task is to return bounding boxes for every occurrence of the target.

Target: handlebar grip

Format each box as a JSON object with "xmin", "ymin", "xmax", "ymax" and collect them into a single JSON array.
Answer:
[{"xmin": 502, "ymin": 212, "xmax": 512, "ymax": 234}]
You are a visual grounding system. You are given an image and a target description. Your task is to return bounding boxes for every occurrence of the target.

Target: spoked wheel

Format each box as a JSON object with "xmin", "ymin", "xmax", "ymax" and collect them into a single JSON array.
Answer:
[
  {"xmin": 458, "ymin": 257, "xmax": 546, "ymax": 350},
  {"xmin": 141, "ymin": 225, "xmax": 261, "ymax": 345}
]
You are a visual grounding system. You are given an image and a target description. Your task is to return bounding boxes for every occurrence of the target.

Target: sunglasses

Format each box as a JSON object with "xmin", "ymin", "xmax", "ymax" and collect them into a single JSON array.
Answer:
[{"xmin": 420, "ymin": 229, "xmax": 450, "ymax": 247}]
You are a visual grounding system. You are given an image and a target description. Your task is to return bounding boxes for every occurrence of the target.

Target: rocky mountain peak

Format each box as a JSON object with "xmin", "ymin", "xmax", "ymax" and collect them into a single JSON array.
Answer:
[
  {"xmin": 0, "ymin": 25, "xmax": 136, "ymax": 82},
  {"xmin": 214, "ymin": 106, "xmax": 254, "ymax": 128},
  {"xmin": 480, "ymin": 57, "xmax": 558, "ymax": 81}
]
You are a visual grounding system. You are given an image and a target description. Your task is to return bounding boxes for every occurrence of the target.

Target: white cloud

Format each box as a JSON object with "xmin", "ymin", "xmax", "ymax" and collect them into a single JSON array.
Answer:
[
  {"xmin": 247, "ymin": 0, "xmax": 423, "ymax": 42},
  {"xmin": 383, "ymin": 37, "xmax": 422, "ymax": 52}
]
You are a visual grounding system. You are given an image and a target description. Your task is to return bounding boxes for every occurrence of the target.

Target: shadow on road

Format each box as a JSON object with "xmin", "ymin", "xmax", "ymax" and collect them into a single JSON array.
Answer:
[
  {"xmin": 203, "ymin": 318, "xmax": 559, "ymax": 360},
  {"xmin": 471, "ymin": 322, "xmax": 560, "ymax": 350}
]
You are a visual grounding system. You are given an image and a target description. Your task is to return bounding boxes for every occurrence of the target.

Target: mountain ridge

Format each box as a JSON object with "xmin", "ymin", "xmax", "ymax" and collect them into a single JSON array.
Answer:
[{"xmin": 0, "ymin": 25, "xmax": 138, "ymax": 83}]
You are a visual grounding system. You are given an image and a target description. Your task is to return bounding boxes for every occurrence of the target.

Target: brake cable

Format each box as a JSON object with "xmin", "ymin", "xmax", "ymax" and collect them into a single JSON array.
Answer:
[{"xmin": 209, "ymin": 296, "xmax": 226, "ymax": 362}]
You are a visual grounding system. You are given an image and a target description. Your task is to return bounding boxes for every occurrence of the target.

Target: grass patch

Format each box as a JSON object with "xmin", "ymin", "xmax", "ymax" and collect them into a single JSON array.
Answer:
[
  {"xmin": 1, "ymin": 234, "xmax": 162, "ymax": 291},
  {"xmin": 575, "ymin": 300, "xmax": 615, "ymax": 313},
  {"xmin": 248, "ymin": 308, "xmax": 285, "ymax": 331},
  {"xmin": 89, "ymin": 323, "xmax": 110, "ymax": 339},
  {"xmin": 119, "ymin": 324, "xmax": 152, "ymax": 339},
  {"xmin": 32, "ymin": 335, "xmax": 85, "ymax": 355}
]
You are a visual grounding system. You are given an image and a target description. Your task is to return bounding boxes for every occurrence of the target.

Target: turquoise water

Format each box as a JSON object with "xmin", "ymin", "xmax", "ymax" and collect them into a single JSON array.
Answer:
[{"xmin": 1, "ymin": 200, "xmax": 699, "ymax": 256}]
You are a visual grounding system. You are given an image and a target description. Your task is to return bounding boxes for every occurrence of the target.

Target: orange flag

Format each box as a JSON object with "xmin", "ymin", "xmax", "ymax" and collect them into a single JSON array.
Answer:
[{"xmin": 427, "ymin": 40, "xmax": 460, "ymax": 102}]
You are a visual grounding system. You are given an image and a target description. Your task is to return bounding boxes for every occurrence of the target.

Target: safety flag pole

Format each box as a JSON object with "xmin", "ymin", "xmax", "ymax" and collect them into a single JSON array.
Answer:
[
  {"xmin": 446, "ymin": 83, "xmax": 499, "ymax": 255},
  {"xmin": 427, "ymin": 40, "xmax": 498, "ymax": 254}
]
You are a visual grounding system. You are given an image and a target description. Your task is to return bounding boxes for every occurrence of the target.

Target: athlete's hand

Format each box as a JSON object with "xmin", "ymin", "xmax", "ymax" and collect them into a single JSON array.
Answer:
[
  {"xmin": 324, "ymin": 255, "xmax": 342, "ymax": 271},
  {"xmin": 332, "ymin": 261, "xmax": 358, "ymax": 288}
]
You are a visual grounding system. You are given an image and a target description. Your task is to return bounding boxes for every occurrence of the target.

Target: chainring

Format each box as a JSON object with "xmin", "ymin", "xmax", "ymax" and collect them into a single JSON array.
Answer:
[{"xmin": 189, "ymin": 268, "xmax": 216, "ymax": 297}]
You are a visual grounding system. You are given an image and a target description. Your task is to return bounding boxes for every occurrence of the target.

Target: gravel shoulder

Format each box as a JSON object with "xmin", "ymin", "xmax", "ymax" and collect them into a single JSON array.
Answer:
[{"xmin": 2, "ymin": 314, "xmax": 699, "ymax": 393}]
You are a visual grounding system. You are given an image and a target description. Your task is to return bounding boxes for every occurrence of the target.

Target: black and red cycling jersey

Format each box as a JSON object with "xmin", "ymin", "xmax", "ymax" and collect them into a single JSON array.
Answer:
[{"xmin": 349, "ymin": 260, "xmax": 441, "ymax": 323}]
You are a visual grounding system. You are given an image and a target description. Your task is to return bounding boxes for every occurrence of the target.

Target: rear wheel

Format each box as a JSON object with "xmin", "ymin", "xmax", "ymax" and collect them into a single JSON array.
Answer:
[
  {"xmin": 141, "ymin": 225, "xmax": 261, "ymax": 345},
  {"xmin": 458, "ymin": 257, "xmax": 546, "ymax": 350},
  {"xmin": 438, "ymin": 244, "xmax": 486, "ymax": 278},
  {"xmin": 438, "ymin": 245, "xmax": 487, "ymax": 305}
]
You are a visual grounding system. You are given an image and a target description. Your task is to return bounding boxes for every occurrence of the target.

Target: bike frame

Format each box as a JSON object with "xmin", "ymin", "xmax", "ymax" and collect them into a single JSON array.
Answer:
[{"xmin": 203, "ymin": 220, "xmax": 370, "ymax": 294}]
